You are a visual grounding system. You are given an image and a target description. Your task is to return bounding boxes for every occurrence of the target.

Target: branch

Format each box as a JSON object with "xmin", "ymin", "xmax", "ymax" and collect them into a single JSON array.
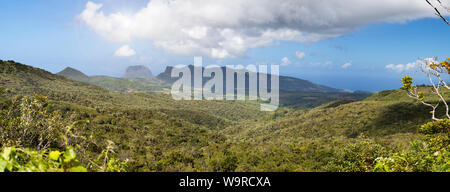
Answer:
[
  {"xmin": 407, "ymin": 86, "xmax": 441, "ymax": 121},
  {"xmin": 437, "ymin": 0, "xmax": 450, "ymax": 12},
  {"xmin": 426, "ymin": 0, "xmax": 450, "ymax": 25},
  {"xmin": 427, "ymin": 70, "xmax": 450, "ymax": 118}
]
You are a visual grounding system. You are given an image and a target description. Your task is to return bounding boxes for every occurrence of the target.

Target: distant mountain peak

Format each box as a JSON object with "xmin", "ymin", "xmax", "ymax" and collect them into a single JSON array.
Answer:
[
  {"xmin": 124, "ymin": 65, "xmax": 154, "ymax": 79},
  {"xmin": 57, "ymin": 67, "xmax": 89, "ymax": 81}
]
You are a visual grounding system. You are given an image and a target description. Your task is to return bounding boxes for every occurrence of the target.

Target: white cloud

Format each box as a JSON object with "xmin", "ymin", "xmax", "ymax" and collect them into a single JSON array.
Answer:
[
  {"xmin": 295, "ymin": 51, "xmax": 306, "ymax": 59},
  {"xmin": 281, "ymin": 57, "xmax": 291, "ymax": 66},
  {"xmin": 114, "ymin": 45, "xmax": 136, "ymax": 57},
  {"xmin": 386, "ymin": 58, "xmax": 438, "ymax": 72},
  {"xmin": 79, "ymin": 0, "xmax": 440, "ymax": 59},
  {"xmin": 342, "ymin": 61, "xmax": 352, "ymax": 69},
  {"xmin": 385, "ymin": 62, "xmax": 418, "ymax": 73}
]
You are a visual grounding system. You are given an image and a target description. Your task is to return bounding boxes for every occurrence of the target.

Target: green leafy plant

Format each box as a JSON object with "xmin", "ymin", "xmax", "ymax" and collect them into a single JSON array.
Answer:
[
  {"xmin": 0, "ymin": 146, "xmax": 86, "ymax": 172},
  {"xmin": 420, "ymin": 119, "xmax": 450, "ymax": 134},
  {"xmin": 373, "ymin": 135, "xmax": 449, "ymax": 172}
]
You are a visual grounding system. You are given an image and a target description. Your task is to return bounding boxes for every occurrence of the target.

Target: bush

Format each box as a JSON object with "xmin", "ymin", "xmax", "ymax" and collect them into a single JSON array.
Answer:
[
  {"xmin": 420, "ymin": 119, "xmax": 450, "ymax": 135},
  {"xmin": 373, "ymin": 135, "xmax": 449, "ymax": 172},
  {"xmin": 209, "ymin": 149, "xmax": 238, "ymax": 172},
  {"xmin": 325, "ymin": 138, "xmax": 389, "ymax": 172},
  {"xmin": 374, "ymin": 119, "xmax": 449, "ymax": 172},
  {"xmin": 0, "ymin": 95, "xmax": 65, "ymax": 150},
  {"xmin": 0, "ymin": 94, "xmax": 127, "ymax": 172},
  {"xmin": 0, "ymin": 146, "xmax": 86, "ymax": 172}
]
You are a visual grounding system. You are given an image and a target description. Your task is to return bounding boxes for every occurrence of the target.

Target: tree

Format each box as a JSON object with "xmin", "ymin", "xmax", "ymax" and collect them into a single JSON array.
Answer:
[
  {"xmin": 402, "ymin": 58, "xmax": 450, "ymax": 120},
  {"xmin": 426, "ymin": 0, "xmax": 450, "ymax": 25}
]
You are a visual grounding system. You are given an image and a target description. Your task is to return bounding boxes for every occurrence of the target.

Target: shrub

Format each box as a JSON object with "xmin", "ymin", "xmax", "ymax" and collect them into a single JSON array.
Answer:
[
  {"xmin": 209, "ymin": 149, "xmax": 238, "ymax": 172},
  {"xmin": 0, "ymin": 146, "xmax": 86, "ymax": 172},
  {"xmin": 420, "ymin": 119, "xmax": 450, "ymax": 135},
  {"xmin": 0, "ymin": 94, "xmax": 127, "ymax": 172},
  {"xmin": 325, "ymin": 138, "xmax": 389, "ymax": 172},
  {"xmin": 373, "ymin": 135, "xmax": 449, "ymax": 172}
]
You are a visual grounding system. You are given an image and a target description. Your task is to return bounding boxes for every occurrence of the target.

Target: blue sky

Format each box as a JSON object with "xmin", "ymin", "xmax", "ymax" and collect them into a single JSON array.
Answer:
[{"xmin": 1, "ymin": 0, "xmax": 449, "ymax": 91}]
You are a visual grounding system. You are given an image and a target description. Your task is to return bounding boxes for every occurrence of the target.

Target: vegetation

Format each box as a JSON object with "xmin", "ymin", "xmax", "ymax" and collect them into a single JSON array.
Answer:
[
  {"xmin": 0, "ymin": 59, "xmax": 448, "ymax": 172},
  {"xmin": 369, "ymin": 58, "xmax": 450, "ymax": 172},
  {"xmin": 58, "ymin": 65, "xmax": 372, "ymax": 109},
  {"xmin": 58, "ymin": 67, "xmax": 170, "ymax": 94}
]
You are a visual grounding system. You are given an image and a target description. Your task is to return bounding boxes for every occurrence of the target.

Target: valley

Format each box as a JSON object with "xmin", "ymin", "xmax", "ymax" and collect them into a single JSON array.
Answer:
[{"xmin": 0, "ymin": 59, "xmax": 448, "ymax": 172}]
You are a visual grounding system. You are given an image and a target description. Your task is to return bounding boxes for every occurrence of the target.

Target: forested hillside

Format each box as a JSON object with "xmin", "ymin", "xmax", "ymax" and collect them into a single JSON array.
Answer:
[
  {"xmin": 58, "ymin": 67, "xmax": 170, "ymax": 94},
  {"xmin": 59, "ymin": 65, "xmax": 372, "ymax": 109}
]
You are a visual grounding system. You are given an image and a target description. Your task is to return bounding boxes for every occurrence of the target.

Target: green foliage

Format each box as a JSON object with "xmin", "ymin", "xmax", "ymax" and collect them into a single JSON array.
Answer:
[
  {"xmin": 209, "ymin": 149, "xmax": 238, "ymax": 172},
  {"xmin": 418, "ymin": 92, "xmax": 425, "ymax": 101},
  {"xmin": 0, "ymin": 92, "xmax": 127, "ymax": 172},
  {"xmin": 0, "ymin": 87, "xmax": 6, "ymax": 95},
  {"xmin": 0, "ymin": 95, "xmax": 65, "ymax": 150},
  {"xmin": 420, "ymin": 119, "xmax": 450, "ymax": 134},
  {"xmin": 1, "ymin": 60, "xmax": 448, "ymax": 172},
  {"xmin": 279, "ymin": 92, "xmax": 371, "ymax": 109},
  {"xmin": 325, "ymin": 137, "xmax": 390, "ymax": 172},
  {"xmin": 401, "ymin": 75, "xmax": 414, "ymax": 90},
  {"xmin": 57, "ymin": 67, "xmax": 171, "ymax": 94},
  {"xmin": 371, "ymin": 71, "xmax": 450, "ymax": 172},
  {"xmin": 0, "ymin": 146, "xmax": 86, "ymax": 172},
  {"xmin": 374, "ymin": 135, "xmax": 449, "ymax": 172},
  {"xmin": 90, "ymin": 140, "xmax": 128, "ymax": 172}
]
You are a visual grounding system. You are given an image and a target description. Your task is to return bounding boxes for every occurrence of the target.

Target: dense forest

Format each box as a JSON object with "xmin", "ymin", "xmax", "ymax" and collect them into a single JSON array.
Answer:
[{"xmin": 0, "ymin": 60, "xmax": 448, "ymax": 172}]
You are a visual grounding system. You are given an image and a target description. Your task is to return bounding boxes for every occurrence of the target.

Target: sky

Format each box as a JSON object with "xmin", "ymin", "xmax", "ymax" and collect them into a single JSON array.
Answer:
[{"xmin": 1, "ymin": 0, "xmax": 450, "ymax": 92}]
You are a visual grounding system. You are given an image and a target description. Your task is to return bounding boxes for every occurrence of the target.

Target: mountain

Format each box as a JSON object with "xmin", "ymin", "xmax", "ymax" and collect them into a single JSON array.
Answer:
[
  {"xmin": 57, "ymin": 67, "xmax": 89, "ymax": 82},
  {"xmin": 0, "ymin": 59, "xmax": 447, "ymax": 172},
  {"xmin": 0, "ymin": 60, "xmax": 266, "ymax": 171},
  {"xmin": 156, "ymin": 65, "xmax": 371, "ymax": 108},
  {"xmin": 57, "ymin": 67, "xmax": 170, "ymax": 94},
  {"xmin": 157, "ymin": 65, "xmax": 343, "ymax": 93},
  {"xmin": 123, "ymin": 65, "xmax": 154, "ymax": 79}
]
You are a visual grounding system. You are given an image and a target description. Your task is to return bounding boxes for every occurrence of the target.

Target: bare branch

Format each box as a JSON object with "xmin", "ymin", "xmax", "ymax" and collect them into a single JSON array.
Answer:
[
  {"xmin": 426, "ymin": 0, "xmax": 450, "ymax": 25},
  {"xmin": 427, "ymin": 71, "xmax": 450, "ymax": 118},
  {"xmin": 437, "ymin": 0, "xmax": 450, "ymax": 12},
  {"xmin": 406, "ymin": 85, "xmax": 441, "ymax": 121}
]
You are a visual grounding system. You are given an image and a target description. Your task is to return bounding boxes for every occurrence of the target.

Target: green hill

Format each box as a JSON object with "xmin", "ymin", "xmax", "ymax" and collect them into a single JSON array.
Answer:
[
  {"xmin": 58, "ymin": 65, "xmax": 372, "ymax": 109},
  {"xmin": 156, "ymin": 65, "xmax": 372, "ymax": 108},
  {"xmin": 57, "ymin": 67, "xmax": 89, "ymax": 82},
  {"xmin": 156, "ymin": 65, "xmax": 344, "ymax": 93},
  {"xmin": 1, "ymin": 60, "xmax": 447, "ymax": 172},
  {"xmin": 0, "ymin": 60, "xmax": 267, "ymax": 171}
]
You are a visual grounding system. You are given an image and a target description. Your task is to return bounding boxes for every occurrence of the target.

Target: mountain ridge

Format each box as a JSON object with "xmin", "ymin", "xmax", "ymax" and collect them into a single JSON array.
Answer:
[
  {"xmin": 55, "ymin": 64, "xmax": 372, "ymax": 108},
  {"xmin": 156, "ymin": 65, "xmax": 345, "ymax": 93},
  {"xmin": 123, "ymin": 65, "xmax": 154, "ymax": 79},
  {"xmin": 1, "ymin": 59, "xmax": 445, "ymax": 172}
]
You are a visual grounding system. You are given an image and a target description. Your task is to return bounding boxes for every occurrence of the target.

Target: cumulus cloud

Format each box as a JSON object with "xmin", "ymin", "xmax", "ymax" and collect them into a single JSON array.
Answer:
[
  {"xmin": 281, "ymin": 57, "xmax": 292, "ymax": 66},
  {"xmin": 114, "ymin": 45, "xmax": 136, "ymax": 57},
  {"xmin": 385, "ymin": 62, "xmax": 418, "ymax": 73},
  {"xmin": 79, "ymin": 0, "xmax": 439, "ymax": 58},
  {"xmin": 342, "ymin": 61, "xmax": 352, "ymax": 69},
  {"xmin": 295, "ymin": 51, "xmax": 306, "ymax": 59},
  {"xmin": 386, "ymin": 58, "xmax": 439, "ymax": 72}
]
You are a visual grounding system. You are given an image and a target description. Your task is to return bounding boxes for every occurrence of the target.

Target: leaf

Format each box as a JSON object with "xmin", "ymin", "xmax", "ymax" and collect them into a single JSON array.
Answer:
[
  {"xmin": 63, "ymin": 148, "xmax": 77, "ymax": 163},
  {"xmin": 69, "ymin": 166, "xmax": 87, "ymax": 172},
  {"xmin": 2, "ymin": 147, "xmax": 14, "ymax": 160},
  {"xmin": 0, "ymin": 160, "xmax": 7, "ymax": 172},
  {"xmin": 49, "ymin": 151, "xmax": 61, "ymax": 161}
]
